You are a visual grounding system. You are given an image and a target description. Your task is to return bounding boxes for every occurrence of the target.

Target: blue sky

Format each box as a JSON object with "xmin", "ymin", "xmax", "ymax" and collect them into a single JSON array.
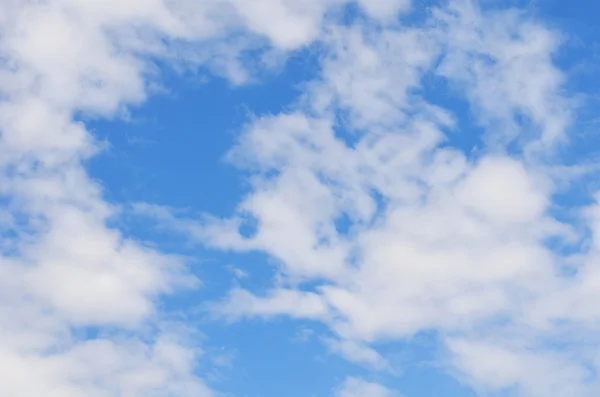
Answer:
[{"xmin": 3, "ymin": 1, "xmax": 600, "ymax": 397}]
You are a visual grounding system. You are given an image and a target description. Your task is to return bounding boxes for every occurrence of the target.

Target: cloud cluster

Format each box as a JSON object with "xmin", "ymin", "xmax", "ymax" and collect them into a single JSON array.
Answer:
[
  {"xmin": 0, "ymin": 0, "xmax": 401, "ymax": 395},
  {"xmin": 159, "ymin": 1, "xmax": 599, "ymax": 396},
  {"xmin": 2, "ymin": 0, "xmax": 597, "ymax": 396}
]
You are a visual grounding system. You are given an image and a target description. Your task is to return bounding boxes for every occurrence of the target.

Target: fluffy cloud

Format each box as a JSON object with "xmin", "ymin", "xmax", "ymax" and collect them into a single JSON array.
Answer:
[
  {"xmin": 4, "ymin": 0, "xmax": 597, "ymax": 397},
  {"xmin": 0, "ymin": 0, "xmax": 392, "ymax": 396},
  {"xmin": 142, "ymin": 2, "xmax": 600, "ymax": 397}
]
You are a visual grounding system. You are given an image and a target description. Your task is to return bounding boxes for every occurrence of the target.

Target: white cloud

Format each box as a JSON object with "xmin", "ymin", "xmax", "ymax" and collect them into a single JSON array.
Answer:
[
  {"xmin": 336, "ymin": 377, "xmax": 395, "ymax": 397},
  {"xmin": 1, "ymin": 335, "xmax": 214, "ymax": 397},
  {"xmin": 356, "ymin": 0, "xmax": 411, "ymax": 22},
  {"xmin": 213, "ymin": 288, "xmax": 330, "ymax": 321},
  {"xmin": 454, "ymin": 156, "xmax": 548, "ymax": 224},
  {"xmin": 0, "ymin": 0, "xmax": 393, "ymax": 396},
  {"xmin": 446, "ymin": 337, "xmax": 595, "ymax": 397},
  {"xmin": 10, "ymin": 0, "xmax": 590, "ymax": 396},
  {"xmin": 140, "ymin": 2, "xmax": 600, "ymax": 397},
  {"xmin": 435, "ymin": 0, "xmax": 571, "ymax": 150},
  {"xmin": 326, "ymin": 339, "xmax": 388, "ymax": 369},
  {"xmin": 314, "ymin": 24, "xmax": 440, "ymax": 128}
]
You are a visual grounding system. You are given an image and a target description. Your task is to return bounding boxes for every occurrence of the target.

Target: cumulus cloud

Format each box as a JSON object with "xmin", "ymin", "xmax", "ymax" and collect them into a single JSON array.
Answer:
[
  {"xmin": 6, "ymin": 0, "xmax": 597, "ymax": 396},
  {"xmin": 0, "ymin": 0, "xmax": 394, "ymax": 395},
  {"xmin": 133, "ymin": 1, "xmax": 600, "ymax": 397},
  {"xmin": 0, "ymin": 0, "xmax": 212, "ymax": 394}
]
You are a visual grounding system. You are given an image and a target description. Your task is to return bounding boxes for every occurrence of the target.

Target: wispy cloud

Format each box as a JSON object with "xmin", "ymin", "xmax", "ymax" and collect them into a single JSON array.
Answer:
[{"xmin": 336, "ymin": 377, "xmax": 397, "ymax": 397}]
